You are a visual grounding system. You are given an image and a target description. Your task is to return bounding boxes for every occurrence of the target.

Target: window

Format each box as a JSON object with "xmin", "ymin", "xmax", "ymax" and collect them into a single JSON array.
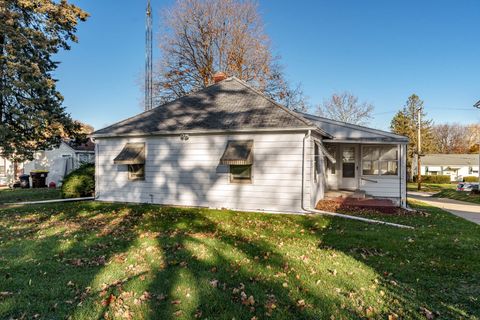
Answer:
[
  {"xmin": 0, "ymin": 158, "xmax": 5, "ymax": 176},
  {"xmin": 79, "ymin": 153, "xmax": 89, "ymax": 164},
  {"xmin": 362, "ymin": 146, "xmax": 398, "ymax": 176},
  {"xmin": 230, "ymin": 165, "xmax": 252, "ymax": 183},
  {"xmin": 342, "ymin": 147, "xmax": 356, "ymax": 178},
  {"xmin": 128, "ymin": 164, "xmax": 145, "ymax": 181},
  {"xmin": 325, "ymin": 145, "xmax": 337, "ymax": 174},
  {"xmin": 314, "ymin": 143, "xmax": 320, "ymax": 182}
]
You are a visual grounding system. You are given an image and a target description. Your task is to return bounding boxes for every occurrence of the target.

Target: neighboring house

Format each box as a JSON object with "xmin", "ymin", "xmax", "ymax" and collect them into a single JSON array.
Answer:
[
  {"xmin": 0, "ymin": 156, "xmax": 21, "ymax": 187},
  {"xmin": 421, "ymin": 154, "xmax": 480, "ymax": 182},
  {"xmin": 23, "ymin": 139, "xmax": 95, "ymax": 186},
  {"xmin": 92, "ymin": 77, "xmax": 408, "ymax": 213}
]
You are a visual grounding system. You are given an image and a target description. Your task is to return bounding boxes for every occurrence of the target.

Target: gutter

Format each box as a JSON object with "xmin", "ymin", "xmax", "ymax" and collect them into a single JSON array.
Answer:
[
  {"xmin": 301, "ymin": 131, "xmax": 413, "ymax": 229},
  {"xmin": 92, "ymin": 126, "xmax": 331, "ymax": 139}
]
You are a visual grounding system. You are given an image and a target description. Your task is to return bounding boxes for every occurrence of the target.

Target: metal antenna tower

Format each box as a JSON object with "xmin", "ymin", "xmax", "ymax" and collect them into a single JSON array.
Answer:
[{"xmin": 145, "ymin": 0, "xmax": 153, "ymax": 111}]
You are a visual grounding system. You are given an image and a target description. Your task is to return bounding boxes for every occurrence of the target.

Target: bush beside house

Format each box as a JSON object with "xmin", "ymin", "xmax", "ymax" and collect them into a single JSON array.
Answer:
[
  {"xmin": 414, "ymin": 175, "xmax": 451, "ymax": 184},
  {"xmin": 463, "ymin": 176, "xmax": 479, "ymax": 183},
  {"xmin": 61, "ymin": 163, "xmax": 95, "ymax": 198}
]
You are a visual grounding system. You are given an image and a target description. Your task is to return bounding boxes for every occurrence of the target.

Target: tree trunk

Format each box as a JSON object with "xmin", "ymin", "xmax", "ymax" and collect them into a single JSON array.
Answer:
[{"xmin": 0, "ymin": 32, "xmax": 5, "ymax": 124}]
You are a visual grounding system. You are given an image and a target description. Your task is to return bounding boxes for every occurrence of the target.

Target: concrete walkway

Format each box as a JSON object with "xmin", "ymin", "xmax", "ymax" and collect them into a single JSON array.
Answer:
[{"xmin": 408, "ymin": 191, "xmax": 480, "ymax": 225}]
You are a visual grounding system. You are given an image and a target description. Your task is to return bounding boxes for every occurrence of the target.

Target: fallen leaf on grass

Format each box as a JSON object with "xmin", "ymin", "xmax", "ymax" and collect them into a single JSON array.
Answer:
[
  {"xmin": 240, "ymin": 292, "xmax": 255, "ymax": 306},
  {"xmin": 173, "ymin": 310, "xmax": 183, "ymax": 317},
  {"xmin": 296, "ymin": 299, "xmax": 306, "ymax": 309},
  {"xmin": 102, "ymin": 294, "xmax": 116, "ymax": 307},
  {"xmin": 420, "ymin": 307, "xmax": 434, "ymax": 319}
]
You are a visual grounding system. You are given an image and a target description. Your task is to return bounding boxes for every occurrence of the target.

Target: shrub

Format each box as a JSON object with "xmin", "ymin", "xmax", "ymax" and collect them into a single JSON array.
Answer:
[
  {"xmin": 413, "ymin": 175, "xmax": 451, "ymax": 184},
  {"xmin": 61, "ymin": 163, "xmax": 95, "ymax": 198},
  {"xmin": 463, "ymin": 176, "xmax": 479, "ymax": 183}
]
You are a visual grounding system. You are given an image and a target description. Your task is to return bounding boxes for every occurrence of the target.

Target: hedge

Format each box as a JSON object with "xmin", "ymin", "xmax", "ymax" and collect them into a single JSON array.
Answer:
[
  {"xmin": 61, "ymin": 163, "xmax": 95, "ymax": 198},
  {"xmin": 413, "ymin": 175, "xmax": 451, "ymax": 184},
  {"xmin": 464, "ymin": 176, "xmax": 479, "ymax": 183}
]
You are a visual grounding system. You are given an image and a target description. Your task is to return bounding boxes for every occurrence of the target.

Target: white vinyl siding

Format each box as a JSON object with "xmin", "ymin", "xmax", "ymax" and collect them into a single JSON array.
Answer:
[{"xmin": 96, "ymin": 133, "xmax": 311, "ymax": 213}]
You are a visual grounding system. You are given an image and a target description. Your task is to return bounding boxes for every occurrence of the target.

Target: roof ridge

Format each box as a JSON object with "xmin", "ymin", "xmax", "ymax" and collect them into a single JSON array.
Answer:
[{"xmin": 228, "ymin": 77, "xmax": 314, "ymax": 127}]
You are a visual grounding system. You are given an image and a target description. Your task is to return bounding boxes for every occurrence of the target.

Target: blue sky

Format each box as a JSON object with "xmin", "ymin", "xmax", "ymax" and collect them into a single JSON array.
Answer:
[{"xmin": 56, "ymin": 0, "xmax": 480, "ymax": 131}]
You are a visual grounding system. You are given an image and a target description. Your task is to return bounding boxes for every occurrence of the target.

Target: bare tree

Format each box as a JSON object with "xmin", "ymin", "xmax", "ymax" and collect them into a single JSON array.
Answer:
[
  {"xmin": 466, "ymin": 124, "xmax": 480, "ymax": 153},
  {"xmin": 153, "ymin": 0, "xmax": 306, "ymax": 110},
  {"xmin": 316, "ymin": 92, "xmax": 374, "ymax": 125},
  {"xmin": 432, "ymin": 123, "xmax": 470, "ymax": 154}
]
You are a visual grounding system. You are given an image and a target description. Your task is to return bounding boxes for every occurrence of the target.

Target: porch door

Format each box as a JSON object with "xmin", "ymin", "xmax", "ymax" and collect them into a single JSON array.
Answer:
[{"xmin": 340, "ymin": 145, "xmax": 358, "ymax": 190}]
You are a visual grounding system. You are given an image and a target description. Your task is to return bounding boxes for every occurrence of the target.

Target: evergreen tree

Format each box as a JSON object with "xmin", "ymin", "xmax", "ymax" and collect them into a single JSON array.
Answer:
[
  {"xmin": 0, "ymin": 0, "xmax": 88, "ymax": 161},
  {"xmin": 390, "ymin": 94, "xmax": 435, "ymax": 178}
]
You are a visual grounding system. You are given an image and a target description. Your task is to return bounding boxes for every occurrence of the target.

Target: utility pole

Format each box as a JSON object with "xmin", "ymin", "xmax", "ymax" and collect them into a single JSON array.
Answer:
[
  {"xmin": 474, "ymin": 101, "xmax": 480, "ymax": 186},
  {"xmin": 145, "ymin": 0, "xmax": 153, "ymax": 111},
  {"xmin": 417, "ymin": 106, "xmax": 422, "ymax": 191}
]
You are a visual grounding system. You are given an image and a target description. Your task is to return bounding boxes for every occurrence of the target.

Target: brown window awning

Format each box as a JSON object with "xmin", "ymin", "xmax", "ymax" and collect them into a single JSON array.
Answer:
[
  {"xmin": 220, "ymin": 140, "xmax": 253, "ymax": 165},
  {"xmin": 113, "ymin": 143, "xmax": 145, "ymax": 165}
]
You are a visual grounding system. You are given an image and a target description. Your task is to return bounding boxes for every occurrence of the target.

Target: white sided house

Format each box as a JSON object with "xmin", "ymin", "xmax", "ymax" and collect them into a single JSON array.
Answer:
[
  {"xmin": 420, "ymin": 154, "xmax": 480, "ymax": 182},
  {"xmin": 23, "ymin": 139, "xmax": 95, "ymax": 186},
  {"xmin": 0, "ymin": 156, "xmax": 18, "ymax": 187},
  {"xmin": 92, "ymin": 77, "xmax": 408, "ymax": 213}
]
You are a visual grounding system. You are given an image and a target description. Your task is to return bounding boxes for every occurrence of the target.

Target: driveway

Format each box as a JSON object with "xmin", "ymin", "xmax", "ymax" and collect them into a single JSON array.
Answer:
[{"xmin": 408, "ymin": 191, "xmax": 480, "ymax": 225}]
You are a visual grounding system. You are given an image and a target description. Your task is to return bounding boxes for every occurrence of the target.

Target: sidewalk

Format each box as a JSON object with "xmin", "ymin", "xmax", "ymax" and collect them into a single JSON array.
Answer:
[{"xmin": 408, "ymin": 191, "xmax": 480, "ymax": 225}]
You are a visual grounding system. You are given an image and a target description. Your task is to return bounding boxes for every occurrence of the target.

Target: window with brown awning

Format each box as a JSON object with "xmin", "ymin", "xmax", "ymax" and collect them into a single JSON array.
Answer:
[
  {"xmin": 219, "ymin": 140, "xmax": 253, "ymax": 165},
  {"xmin": 113, "ymin": 143, "xmax": 145, "ymax": 165}
]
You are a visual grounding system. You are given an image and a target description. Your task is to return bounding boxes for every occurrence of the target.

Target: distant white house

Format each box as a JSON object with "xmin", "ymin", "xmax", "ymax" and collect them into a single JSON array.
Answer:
[
  {"xmin": 92, "ymin": 76, "xmax": 408, "ymax": 212},
  {"xmin": 0, "ymin": 157, "xmax": 21, "ymax": 187},
  {"xmin": 420, "ymin": 154, "xmax": 480, "ymax": 182},
  {"xmin": 23, "ymin": 139, "xmax": 95, "ymax": 186}
]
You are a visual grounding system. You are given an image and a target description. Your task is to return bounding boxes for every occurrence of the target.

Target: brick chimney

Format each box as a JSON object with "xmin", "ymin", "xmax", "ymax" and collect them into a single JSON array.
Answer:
[{"xmin": 213, "ymin": 72, "xmax": 227, "ymax": 83}]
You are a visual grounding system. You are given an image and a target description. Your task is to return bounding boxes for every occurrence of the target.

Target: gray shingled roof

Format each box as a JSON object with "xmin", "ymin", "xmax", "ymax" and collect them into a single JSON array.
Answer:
[
  {"xmin": 422, "ymin": 154, "xmax": 480, "ymax": 166},
  {"xmin": 299, "ymin": 113, "xmax": 408, "ymax": 143},
  {"xmin": 93, "ymin": 77, "xmax": 317, "ymax": 137}
]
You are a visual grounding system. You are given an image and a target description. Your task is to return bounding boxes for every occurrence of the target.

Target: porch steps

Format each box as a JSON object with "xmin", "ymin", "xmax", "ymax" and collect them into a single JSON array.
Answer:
[{"xmin": 321, "ymin": 189, "xmax": 396, "ymax": 210}]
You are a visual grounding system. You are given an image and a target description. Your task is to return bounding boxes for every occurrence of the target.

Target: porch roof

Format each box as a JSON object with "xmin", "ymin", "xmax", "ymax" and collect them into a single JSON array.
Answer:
[{"xmin": 299, "ymin": 113, "xmax": 408, "ymax": 144}]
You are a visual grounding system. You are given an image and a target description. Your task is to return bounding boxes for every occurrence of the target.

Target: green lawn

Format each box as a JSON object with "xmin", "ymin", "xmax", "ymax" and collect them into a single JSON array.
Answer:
[
  {"xmin": 406, "ymin": 182, "xmax": 480, "ymax": 204},
  {"xmin": 434, "ymin": 189, "xmax": 480, "ymax": 204},
  {"xmin": 0, "ymin": 188, "xmax": 62, "ymax": 204},
  {"xmin": 407, "ymin": 182, "xmax": 456, "ymax": 193},
  {"xmin": 0, "ymin": 202, "xmax": 479, "ymax": 319}
]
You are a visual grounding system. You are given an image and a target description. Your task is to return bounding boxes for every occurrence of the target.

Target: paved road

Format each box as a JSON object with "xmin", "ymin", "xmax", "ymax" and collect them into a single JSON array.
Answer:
[{"xmin": 408, "ymin": 191, "xmax": 480, "ymax": 225}]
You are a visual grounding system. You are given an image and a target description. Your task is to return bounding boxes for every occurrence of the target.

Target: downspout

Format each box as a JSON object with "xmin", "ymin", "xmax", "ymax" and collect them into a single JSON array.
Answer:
[
  {"xmin": 399, "ymin": 144, "xmax": 402, "ymax": 207},
  {"xmin": 301, "ymin": 130, "xmax": 312, "ymax": 212},
  {"xmin": 301, "ymin": 131, "xmax": 413, "ymax": 229}
]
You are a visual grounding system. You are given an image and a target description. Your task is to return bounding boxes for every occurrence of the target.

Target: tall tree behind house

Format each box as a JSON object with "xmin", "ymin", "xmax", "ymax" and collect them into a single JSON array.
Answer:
[
  {"xmin": 316, "ymin": 92, "xmax": 374, "ymax": 125},
  {"xmin": 153, "ymin": 0, "xmax": 307, "ymax": 111},
  {"xmin": 390, "ymin": 94, "xmax": 435, "ymax": 180},
  {"xmin": 0, "ymin": 0, "xmax": 88, "ymax": 161}
]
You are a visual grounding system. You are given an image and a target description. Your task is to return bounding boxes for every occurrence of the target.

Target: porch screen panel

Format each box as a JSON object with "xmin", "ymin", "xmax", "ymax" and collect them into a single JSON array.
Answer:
[{"xmin": 362, "ymin": 146, "xmax": 398, "ymax": 176}]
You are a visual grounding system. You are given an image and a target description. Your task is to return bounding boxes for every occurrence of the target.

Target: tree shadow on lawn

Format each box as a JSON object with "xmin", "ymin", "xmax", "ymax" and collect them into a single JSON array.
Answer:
[
  {"xmin": 138, "ymin": 209, "xmax": 391, "ymax": 320},
  {"xmin": 0, "ymin": 201, "xmax": 146, "ymax": 319},
  {"xmin": 308, "ymin": 202, "xmax": 480, "ymax": 319},
  {"xmin": 5, "ymin": 201, "xmax": 476, "ymax": 319}
]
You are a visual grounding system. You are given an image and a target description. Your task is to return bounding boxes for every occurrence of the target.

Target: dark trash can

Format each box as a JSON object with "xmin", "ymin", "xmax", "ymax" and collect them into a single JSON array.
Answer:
[
  {"xmin": 30, "ymin": 171, "xmax": 48, "ymax": 188},
  {"xmin": 19, "ymin": 174, "xmax": 30, "ymax": 189}
]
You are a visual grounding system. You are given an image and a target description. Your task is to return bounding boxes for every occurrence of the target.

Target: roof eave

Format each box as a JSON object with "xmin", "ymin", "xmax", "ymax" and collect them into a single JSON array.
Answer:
[
  {"xmin": 92, "ymin": 126, "xmax": 326, "ymax": 139},
  {"xmin": 322, "ymin": 138, "xmax": 408, "ymax": 144}
]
